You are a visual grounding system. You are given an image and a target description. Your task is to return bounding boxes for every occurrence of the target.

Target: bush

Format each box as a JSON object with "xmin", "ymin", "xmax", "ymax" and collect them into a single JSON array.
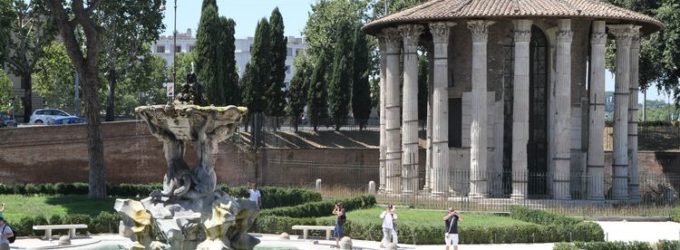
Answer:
[
  {"xmin": 5, "ymin": 212, "xmax": 120, "ymax": 236},
  {"xmin": 260, "ymin": 195, "xmax": 376, "ymax": 218},
  {"xmin": 572, "ymin": 241, "xmax": 653, "ymax": 250},
  {"xmin": 221, "ymin": 186, "xmax": 323, "ymax": 209},
  {"xmin": 656, "ymin": 240, "xmax": 680, "ymax": 250},
  {"xmin": 510, "ymin": 206, "xmax": 581, "ymax": 225},
  {"xmin": 671, "ymin": 207, "xmax": 680, "ymax": 223}
]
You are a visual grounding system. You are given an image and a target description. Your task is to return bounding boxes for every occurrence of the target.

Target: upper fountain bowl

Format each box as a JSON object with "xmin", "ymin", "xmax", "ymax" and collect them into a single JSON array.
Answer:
[{"xmin": 135, "ymin": 104, "xmax": 247, "ymax": 142}]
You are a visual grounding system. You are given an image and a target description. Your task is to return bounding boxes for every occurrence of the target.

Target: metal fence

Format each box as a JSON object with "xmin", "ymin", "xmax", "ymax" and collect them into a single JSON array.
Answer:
[{"xmin": 281, "ymin": 165, "xmax": 680, "ymax": 218}]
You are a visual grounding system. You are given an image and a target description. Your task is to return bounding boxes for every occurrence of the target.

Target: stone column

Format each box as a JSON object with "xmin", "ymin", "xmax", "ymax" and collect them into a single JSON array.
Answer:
[
  {"xmin": 424, "ymin": 41, "xmax": 435, "ymax": 193},
  {"xmin": 587, "ymin": 21, "xmax": 607, "ymax": 201},
  {"xmin": 399, "ymin": 24, "xmax": 424, "ymax": 196},
  {"xmin": 429, "ymin": 22, "xmax": 455, "ymax": 197},
  {"xmin": 553, "ymin": 19, "xmax": 573, "ymax": 200},
  {"xmin": 628, "ymin": 26, "xmax": 642, "ymax": 202},
  {"xmin": 467, "ymin": 20, "xmax": 493, "ymax": 198},
  {"xmin": 383, "ymin": 28, "xmax": 403, "ymax": 194},
  {"xmin": 511, "ymin": 20, "xmax": 531, "ymax": 199},
  {"xmin": 378, "ymin": 38, "xmax": 387, "ymax": 192},
  {"xmin": 609, "ymin": 24, "xmax": 634, "ymax": 200}
]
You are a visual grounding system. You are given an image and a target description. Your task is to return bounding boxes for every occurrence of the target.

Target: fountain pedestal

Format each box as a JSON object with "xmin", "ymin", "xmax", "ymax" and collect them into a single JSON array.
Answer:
[{"xmin": 115, "ymin": 103, "xmax": 255, "ymax": 250}]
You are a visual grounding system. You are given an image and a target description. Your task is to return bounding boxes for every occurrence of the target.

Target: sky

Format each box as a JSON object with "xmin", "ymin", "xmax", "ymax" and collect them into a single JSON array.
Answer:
[{"xmin": 163, "ymin": 0, "xmax": 671, "ymax": 103}]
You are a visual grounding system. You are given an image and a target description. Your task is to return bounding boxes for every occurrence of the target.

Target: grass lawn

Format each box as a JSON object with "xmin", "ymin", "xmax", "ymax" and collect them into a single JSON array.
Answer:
[
  {"xmin": 321, "ymin": 207, "xmax": 534, "ymax": 228},
  {"xmin": 0, "ymin": 195, "xmax": 117, "ymax": 221}
]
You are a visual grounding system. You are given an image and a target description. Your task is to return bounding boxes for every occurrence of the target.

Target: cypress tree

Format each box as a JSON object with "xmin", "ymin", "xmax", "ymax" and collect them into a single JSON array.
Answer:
[
  {"xmin": 243, "ymin": 18, "xmax": 271, "ymax": 113},
  {"xmin": 328, "ymin": 23, "xmax": 353, "ymax": 131},
  {"xmin": 287, "ymin": 55, "xmax": 311, "ymax": 132},
  {"xmin": 351, "ymin": 27, "xmax": 372, "ymax": 130},
  {"xmin": 267, "ymin": 7, "xmax": 287, "ymax": 117},
  {"xmin": 307, "ymin": 54, "xmax": 329, "ymax": 132},
  {"xmin": 220, "ymin": 17, "xmax": 239, "ymax": 105},
  {"xmin": 195, "ymin": 3, "xmax": 222, "ymax": 105}
]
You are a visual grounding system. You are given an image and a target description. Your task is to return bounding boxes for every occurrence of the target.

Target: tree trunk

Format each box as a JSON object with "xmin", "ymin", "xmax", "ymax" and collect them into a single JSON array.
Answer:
[
  {"xmin": 105, "ymin": 68, "xmax": 117, "ymax": 121},
  {"xmin": 21, "ymin": 75, "xmax": 32, "ymax": 123},
  {"xmin": 82, "ymin": 69, "xmax": 107, "ymax": 198}
]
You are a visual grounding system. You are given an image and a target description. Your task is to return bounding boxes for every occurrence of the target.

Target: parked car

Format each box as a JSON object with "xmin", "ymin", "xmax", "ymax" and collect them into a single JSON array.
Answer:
[
  {"xmin": 0, "ymin": 112, "xmax": 17, "ymax": 127},
  {"xmin": 29, "ymin": 109, "xmax": 76, "ymax": 124},
  {"xmin": 50, "ymin": 116, "xmax": 86, "ymax": 125}
]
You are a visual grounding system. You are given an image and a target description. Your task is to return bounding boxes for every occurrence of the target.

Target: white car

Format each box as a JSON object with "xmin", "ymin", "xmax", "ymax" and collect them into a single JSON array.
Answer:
[{"xmin": 30, "ymin": 109, "xmax": 73, "ymax": 124}]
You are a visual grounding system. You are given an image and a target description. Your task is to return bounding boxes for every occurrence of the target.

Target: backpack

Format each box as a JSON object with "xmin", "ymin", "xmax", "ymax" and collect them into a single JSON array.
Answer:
[{"xmin": 2, "ymin": 225, "xmax": 15, "ymax": 243}]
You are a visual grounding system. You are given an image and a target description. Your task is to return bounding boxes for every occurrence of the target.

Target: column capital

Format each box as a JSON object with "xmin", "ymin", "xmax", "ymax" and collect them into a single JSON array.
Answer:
[
  {"xmin": 608, "ymin": 24, "xmax": 635, "ymax": 45},
  {"xmin": 631, "ymin": 26, "xmax": 642, "ymax": 50},
  {"xmin": 399, "ymin": 24, "xmax": 424, "ymax": 50},
  {"xmin": 429, "ymin": 22, "xmax": 456, "ymax": 44},
  {"xmin": 557, "ymin": 19, "xmax": 573, "ymax": 44},
  {"xmin": 467, "ymin": 20, "xmax": 494, "ymax": 43},
  {"xmin": 379, "ymin": 28, "xmax": 402, "ymax": 53},
  {"xmin": 514, "ymin": 30, "xmax": 531, "ymax": 43}
]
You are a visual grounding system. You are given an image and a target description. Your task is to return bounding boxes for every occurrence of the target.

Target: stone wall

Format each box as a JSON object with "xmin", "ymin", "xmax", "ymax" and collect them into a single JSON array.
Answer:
[
  {"xmin": 0, "ymin": 121, "xmax": 377, "ymax": 187},
  {"xmin": 0, "ymin": 121, "xmax": 677, "ymax": 193}
]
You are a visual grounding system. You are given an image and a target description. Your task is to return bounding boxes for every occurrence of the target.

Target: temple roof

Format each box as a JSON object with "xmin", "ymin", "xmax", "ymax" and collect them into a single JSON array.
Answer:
[{"xmin": 363, "ymin": 0, "xmax": 663, "ymax": 35}]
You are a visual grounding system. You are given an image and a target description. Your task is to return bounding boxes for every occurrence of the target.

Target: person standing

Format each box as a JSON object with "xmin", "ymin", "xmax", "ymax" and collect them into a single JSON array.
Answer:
[
  {"xmin": 332, "ymin": 202, "xmax": 346, "ymax": 247},
  {"xmin": 248, "ymin": 182, "xmax": 262, "ymax": 209},
  {"xmin": 380, "ymin": 204, "xmax": 398, "ymax": 247},
  {"xmin": 0, "ymin": 203, "xmax": 5, "ymax": 218},
  {"xmin": 0, "ymin": 217, "xmax": 13, "ymax": 250},
  {"xmin": 444, "ymin": 208, "xmax": 462, "ymax": 250}
]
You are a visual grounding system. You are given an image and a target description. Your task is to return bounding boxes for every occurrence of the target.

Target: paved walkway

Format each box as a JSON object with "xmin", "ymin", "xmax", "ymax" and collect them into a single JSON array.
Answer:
[{"xmin": 8, "ymin": 221, "xmax": 680, "ymax": 249}]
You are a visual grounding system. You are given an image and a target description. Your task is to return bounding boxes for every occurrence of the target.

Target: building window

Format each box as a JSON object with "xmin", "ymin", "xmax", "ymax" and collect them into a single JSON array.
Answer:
[
  {"xmin": 189, "ymin": 45, "xmax": 195, "ymax": 52},
  {"xmin": 175, "ymin": 46, "xmax": 182, "ymax": 53},
  {"xmin": 156, "ymin": 45, "xmax": 165, "ymax": 53},
  {"xmin": 285, "ymin": 65, "xmax": 291, "ymax": 74},
  {"xmin": 295, "ymin": 48, "xmax": 303, "ymax": 56},
  {"xmin": 287, "ymin": 48, "xmax": 293, "ymax": 56}
]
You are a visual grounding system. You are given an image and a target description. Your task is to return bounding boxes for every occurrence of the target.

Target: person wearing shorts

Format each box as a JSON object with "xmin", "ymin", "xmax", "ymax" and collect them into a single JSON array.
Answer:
[{"xmin": 443, "ymin": 208, "xmax": 462, "ymax": 250}]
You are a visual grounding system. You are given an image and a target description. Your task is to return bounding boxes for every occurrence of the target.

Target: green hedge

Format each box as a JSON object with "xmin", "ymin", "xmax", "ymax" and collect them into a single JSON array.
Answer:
[
  {"xmin": 254, "ymin": 195, "xmax": 377, "ymax": 234},
  {"xmin": 671, "ymin": 207, "xmax": 680, "ymax": 223},
  {"xmin": 6, "ymin": 212, "xmax": 120, "ymax": 236},
  {"xmin": 256, "ymin": 203, "xmax": 602, "ymax": 245},
  {"xmin": 0, "ymin": 183, "xmax": 322, "ymax": 209},
  {"xmin": 260, "ymin": 195, "xmax": 376, "ymax": 218},
  {"xmin": 510, "ymin": 206, "xmax": 581, "ymax": 225},
  {"xmin": 554, "ymin": 241, "xmax": 680, "ymax": 250}
]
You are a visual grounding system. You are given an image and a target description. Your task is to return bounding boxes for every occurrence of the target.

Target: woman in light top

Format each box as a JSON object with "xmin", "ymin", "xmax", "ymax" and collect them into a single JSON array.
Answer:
[{"xmin": 379, "ymin": 204, "xmax": 398, "ymax": 247}]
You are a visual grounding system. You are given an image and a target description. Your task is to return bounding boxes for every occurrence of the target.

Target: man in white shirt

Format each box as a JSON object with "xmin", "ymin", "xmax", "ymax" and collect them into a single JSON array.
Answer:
[
  {"xmin": 379, "ymin": 204, "xmax": 398, "ymax": 247},
  {"xmin": 0, "ymin": 217, "xmax": 13, "ymax": 250},
  {"xmin": 248, "ymin": 182, "xmax": 262, "ymax": 209}
]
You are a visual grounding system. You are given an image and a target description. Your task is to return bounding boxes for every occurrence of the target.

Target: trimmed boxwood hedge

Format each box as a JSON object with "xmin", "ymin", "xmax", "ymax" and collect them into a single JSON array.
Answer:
[
  {"xmin": 6, "ymin": 212, "xmax": 120, "ymax": 236},
  {"xmin": 255, "ymin": 202, "xmax": 603, "ymax": 245},
  {"xmin": 554, "ymin": 241, "xmax": 680, "ymax": 250},
  {"xmin": 0, "ymin": 183, "xmax": 322, "ymax": 209}
]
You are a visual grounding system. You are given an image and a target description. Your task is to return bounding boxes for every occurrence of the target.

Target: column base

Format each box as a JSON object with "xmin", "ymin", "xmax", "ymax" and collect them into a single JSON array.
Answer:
[
  {"xmin": 431, "ymin": 191, "xmax": 447, "ymax": 198},
  {"xmin": 423, "ymin": 187, "xmax": 432, "ymax": 193},
  {"xmin": 510, "ymin": 193, "xmax": 526, "ymax": 200},
  {"xmin": 589, "ymin": 194, "xmax": 605, "ymax": 201},
  {"xmin": 469, "ymin": 193, "xmax": 487, "ymax": 199}
]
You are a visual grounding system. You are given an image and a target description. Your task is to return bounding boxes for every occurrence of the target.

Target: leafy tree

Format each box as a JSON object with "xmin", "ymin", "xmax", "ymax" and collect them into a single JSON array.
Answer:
[
  {"xmin": 115, "ymin": 54, "xmax": 167, "ymax": 116},
  {"xmin": 0, "ymin": 0, "xmax": 13, "ymax": 64},
  {"xmin": 267, "ymin": 7, "xmax": 287, "ymax": 117},
  {"xmin": 307, "ymin": 54, "xmax": 330, "ymax": 132},
  {"xmin": 195, "ymin": 2, "xmax": 224, "ymax": 105},
  {"xmin": 0, "ymin": 70, "xmax": 18, "ymax": 114},
  {"xmin": 287, "ymin": 54, "xmax": 312, "ymax": 132},
  {"xmin": 168, "ymin": 52, "xmax": 196, "ymax": 85},
  {"xmin": 5, "ymin": 0, "xmax": 57, "ymax": 122},
  {"xmin": 328, "ymin": 22, "xmax": 354, "ymax": 131},
  {"xmin": 351, "ymin": 27, "xmax": 372, "ymax": 130},
  {"xmin": 604, "ymin": 0, "xmax": 680, "ymax": 105},
  {"xmin": 46, "ymin": 0, "xmax": 108, "ymax": 198},
  {"xmin": 100, "ymin": 0, "xmax": 165, "ymax": 121},
  {"xmin": 32, "ymin": 42, "xmax": 77, "ymax": 113},
  {"xmin": 304, "ymin": 0, "xmax": 369, "ymax": 58}
]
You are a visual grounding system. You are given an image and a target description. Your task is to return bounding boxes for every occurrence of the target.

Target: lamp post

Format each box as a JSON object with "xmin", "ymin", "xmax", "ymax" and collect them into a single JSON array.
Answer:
[{"xmin": 170, "ymin": 0, "xmax": 177, "ymax": 104}]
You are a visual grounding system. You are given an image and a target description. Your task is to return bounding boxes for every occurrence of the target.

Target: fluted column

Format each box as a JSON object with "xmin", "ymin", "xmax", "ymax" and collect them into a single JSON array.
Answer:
[
  {"xmin": 400, "ymin": 24, "xmax": 424, "ymax": 196},
  {"xmin": 554, "ymin": 19, "xmax": 573, "ymax": 200},
  {"xmin": 628, "ymin": 26, "xmax": 642, "ymax": 202},
  {"xmin": 424, "ymin": 41, "xmax": 435, "ymax": 193},
  {"xmin": 511, "ymin": 20, "xmax": 532, "ymax": 199},
  {"xmin": 429, "ymin": 22, "xmax": 455, "ymax": 197},
  {"xmin": 468, "ymin": 20, "xmax": 493, "ymax": 198},
  {"xmin": 378, "ymin": 38, "xmax": 388, "ymax": 192},
  {"xmin": 383, "ymin": 28, "xmax": 402, "ymax": 194},
  {"xmin": 587, "ymin": 21, "xmax": 607, "ymax": 201},
  {"xmin": 609, "ymin": 24, "xmax": 634, "ymax": 200}
]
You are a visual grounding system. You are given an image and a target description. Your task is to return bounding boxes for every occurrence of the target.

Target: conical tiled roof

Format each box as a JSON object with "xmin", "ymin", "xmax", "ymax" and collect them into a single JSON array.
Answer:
[{"xmin": 363, "ymin": 0, "xmax": 662, "ymax": 34}]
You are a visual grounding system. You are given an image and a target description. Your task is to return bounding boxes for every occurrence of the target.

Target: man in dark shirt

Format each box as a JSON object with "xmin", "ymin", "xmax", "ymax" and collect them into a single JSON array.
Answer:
[{"xmin": 443, "ymin": 208, "xmax": 462, "ymax": 250}]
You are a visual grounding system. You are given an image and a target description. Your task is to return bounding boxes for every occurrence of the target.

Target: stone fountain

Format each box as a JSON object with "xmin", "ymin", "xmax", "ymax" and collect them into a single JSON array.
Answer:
[{"xmin": 114, "ymin": 73, "xmax": 257, "ymax": 250}]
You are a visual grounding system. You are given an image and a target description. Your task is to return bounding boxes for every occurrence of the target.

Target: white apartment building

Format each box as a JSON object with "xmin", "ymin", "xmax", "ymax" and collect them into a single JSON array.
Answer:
[{"xmin": 151, "ymin": 29, "xmax": 307, "ymax": 86}]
